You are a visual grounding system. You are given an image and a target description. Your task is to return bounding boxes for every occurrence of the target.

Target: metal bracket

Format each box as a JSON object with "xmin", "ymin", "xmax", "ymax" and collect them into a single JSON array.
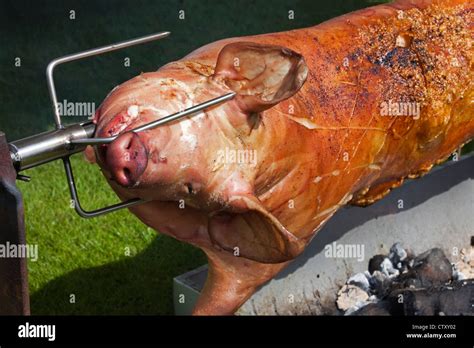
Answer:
[
  {"xmin": 46, "ymin": 32, "xmax": 170, "ymax": 218},
  {"xmin": 62, "ymin": 156, "xmax": 144, "ymax": 218}
]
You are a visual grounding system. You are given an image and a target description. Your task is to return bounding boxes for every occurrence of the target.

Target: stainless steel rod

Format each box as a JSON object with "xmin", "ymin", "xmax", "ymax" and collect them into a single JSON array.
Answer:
[
  {"xmin": 63, "ymin": 157, "xmax": 146, "ymax": 218},
  {"xmin": 47, "ymin": 31, "xmax": 170, "ymax": 129},
  {"xmin": 9, "ymin": 122, "xmax": 96, "ymax": 171},
  {"xmin": 70, "ymin": 92, "xmax": 236, "ymax": 145}
]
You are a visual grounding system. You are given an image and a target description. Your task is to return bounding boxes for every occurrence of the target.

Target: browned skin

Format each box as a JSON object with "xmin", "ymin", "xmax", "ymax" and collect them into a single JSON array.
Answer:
[{"xmin": 89, "ymin": 0, "xmax": 473, "ymax": 315}]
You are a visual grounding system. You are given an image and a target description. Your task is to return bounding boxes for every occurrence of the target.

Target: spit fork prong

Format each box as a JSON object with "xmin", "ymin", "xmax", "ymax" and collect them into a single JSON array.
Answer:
[
  {"xmin": 47, "ymin": 31, "xmax": 171, "ymax": 129},
  {"xmin": 70, "ymin": 92, "xmax": 236, "ymax": 146}
]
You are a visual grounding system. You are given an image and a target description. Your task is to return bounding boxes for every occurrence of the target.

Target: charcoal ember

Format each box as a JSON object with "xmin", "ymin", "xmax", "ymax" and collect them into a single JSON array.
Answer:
[
  {"xmin": 399, "ymin": 289, "xmax": 437, "ymax": 315},
  {"xmin": 341, "ymin": 243, "xmax": 472, "ymax": 316},
  {"xmin": 404, "ymin": 246, "xmax": 416, "ymax": 261},
  {"xmin": 369, "ymin": 253, "xmax": 400, "ymax": 277},
  {"xmin": 369, "ymin": 270, "xmax": 392, "ymax": 297},
  {"xmin": 399, "ymin": 277, "xmax": 422, "ymax": 289},
  {"xmin": 415, "ymin": 248, "xmax": 453, "ymax": 286},
  {"xmin": 452, "ymin": 270, "xmax": 466, "ymax": 281},
  {"xmin": 351, "ymin": 301, "xmax": 391, "ymax": 316},
  {"xmin": 389, "ymin": 280, "xmax": 474, "ymax": 316},
  {"xmin": 389, "ymin": 242, "xmax": 407, "ymax": 266},
  {"xmin": 398, "ymin": 248, "xmax": 452, "ymax": 288},
  {"xmin": 381, "ymin": 258, "xmax": 399, "ymax": 277},
  {"xmin": 438, "ymin": 280, "xmax": 474, "ymax": 315},
  {"xmin": 347, "ymin": 273, "xmax": 370, "ymax": 293},
  {"xmin": 368, "ymin": 254, "xmax": 386, "ymax": 275},
  {"xmin": 397, "ymin": 262, "xmax": 409, "ymax": 274},
  {"xmin": 452, "ymin": 263, "xmax": 468, "ymax": 281}
]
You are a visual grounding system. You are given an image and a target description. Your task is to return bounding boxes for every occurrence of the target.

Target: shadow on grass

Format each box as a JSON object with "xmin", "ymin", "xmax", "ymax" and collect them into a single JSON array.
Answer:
[{"xmin": 30, "ymin": 235, "xmax": 207, "ymax": 315}]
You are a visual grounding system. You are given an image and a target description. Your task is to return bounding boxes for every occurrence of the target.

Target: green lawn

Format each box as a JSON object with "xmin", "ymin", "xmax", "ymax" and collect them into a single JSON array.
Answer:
[{"xmin": 18, "ymin": 155, "xmax": 206, "ymax": 315}]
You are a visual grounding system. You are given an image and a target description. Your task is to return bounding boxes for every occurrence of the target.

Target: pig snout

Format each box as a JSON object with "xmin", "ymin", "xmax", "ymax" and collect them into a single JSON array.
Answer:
[{"xmin": 105, "ymin": 132, "xmax": 148, "ymax": 187}]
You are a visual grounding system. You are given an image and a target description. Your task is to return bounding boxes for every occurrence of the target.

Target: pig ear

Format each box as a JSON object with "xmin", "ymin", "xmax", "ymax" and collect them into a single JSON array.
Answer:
[
  {"xmin": 208, "ymin": 194, "xmax": 305, "ymax": 263},
  {"xmin": 213, "ymin": 42, "xmax": 308, "ymax": 113}
]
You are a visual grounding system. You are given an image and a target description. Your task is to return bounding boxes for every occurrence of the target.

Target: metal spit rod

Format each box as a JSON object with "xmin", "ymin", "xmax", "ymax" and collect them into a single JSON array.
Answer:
[
  {"xmin": 9, "ymin": 93, "xmax": 235, "ymax": 171},
  {"xmin": 9, "ymin": 122, "xmax": 96, "ymax": 172},
  {"xmin": 70, "ymin": 92, "xmax": 235, "ymax": 145}
]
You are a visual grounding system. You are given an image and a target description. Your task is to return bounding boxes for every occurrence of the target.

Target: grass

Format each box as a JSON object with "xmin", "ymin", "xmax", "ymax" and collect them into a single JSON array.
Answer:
[{"xmin": 18, "ymin": 154, "xmax": 206, "ymax": 315}]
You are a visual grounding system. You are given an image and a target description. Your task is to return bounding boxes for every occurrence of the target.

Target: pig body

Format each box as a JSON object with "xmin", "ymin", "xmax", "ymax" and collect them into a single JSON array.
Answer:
[{"xmin": 90, "ymin": 0, "xmax": 474, "ymax": 314}]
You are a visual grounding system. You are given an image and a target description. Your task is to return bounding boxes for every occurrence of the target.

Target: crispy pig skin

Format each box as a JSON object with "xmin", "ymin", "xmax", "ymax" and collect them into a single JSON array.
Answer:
[{"xmin": 92, "ymin": 0, "xmax": 473, "ymax": 314}]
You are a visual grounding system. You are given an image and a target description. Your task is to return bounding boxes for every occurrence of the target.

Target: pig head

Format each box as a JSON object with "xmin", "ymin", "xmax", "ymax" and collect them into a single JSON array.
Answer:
[{"xmin": 88, "ymin": 42, "xmax": 311, "ymax": 314}]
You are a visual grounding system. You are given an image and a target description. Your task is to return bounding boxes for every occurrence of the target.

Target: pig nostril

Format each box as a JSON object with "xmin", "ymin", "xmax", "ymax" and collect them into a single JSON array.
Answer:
[
  {"xmin": 121, "ymin": 167, "xmax": 133, "ymax": 186},
  {"xmin": 185, "ymin": 183, "xmax": 193, "ymax": 194},
  {"xmin": 123, "ymin": 167, "xmax": 131, "ymax": 180}
]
